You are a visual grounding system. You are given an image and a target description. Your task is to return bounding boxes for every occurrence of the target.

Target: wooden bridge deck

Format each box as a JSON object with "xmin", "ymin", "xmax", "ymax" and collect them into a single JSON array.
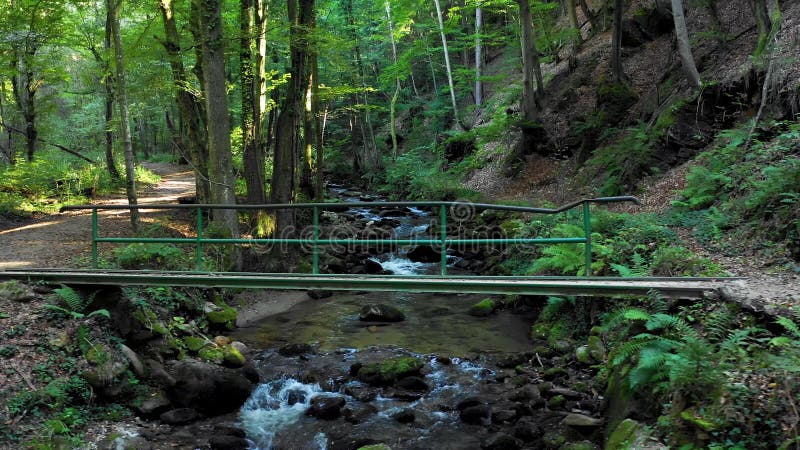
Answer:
[{"xmin": 0, "ymin": 269, "xmax": 744, "ymax": 299}]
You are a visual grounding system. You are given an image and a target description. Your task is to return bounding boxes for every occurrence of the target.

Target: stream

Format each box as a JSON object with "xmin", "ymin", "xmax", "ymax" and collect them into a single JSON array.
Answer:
[{"xmin": 228, "ymin": 188, "xmax": 595, "ymax": 450}]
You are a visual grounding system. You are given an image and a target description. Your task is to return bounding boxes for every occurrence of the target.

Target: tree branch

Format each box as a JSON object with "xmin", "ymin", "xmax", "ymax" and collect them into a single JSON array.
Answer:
[{"xmin": 0, "ymin": 121, "xmax": 94, "ymax": 163}]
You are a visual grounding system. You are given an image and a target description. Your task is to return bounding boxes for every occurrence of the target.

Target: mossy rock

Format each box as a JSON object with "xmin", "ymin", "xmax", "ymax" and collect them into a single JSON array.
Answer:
[
  {"xmin": 85, "ymin": 344, "xmax": 111, "ymax": 365},
  {"xmin": 357, "ymin": 445, "xmax": 392, "ymax": 450},
  {"xmin": 468, "ymin": 298, "xmax": 496, "ymax": 317},
  {"xmin": 358, "ymin": 356, "xmax": 424, "ymax": 385},
  {"xmin": 0, "ymin": 281, "xmax": 36, "ymax": 302},
  {"xmin": 550, "ymin": 339, "xmax": 574, "ymax": 354},
  {"xmin": 531, "ymin": 323, "xmax": 550, "ymax": 340},
  {"xmin": 198, "ymin": 346, "xmax": 224, "ymax": 364},
  {"xmin": 547, "ymin": 394, "xmax": 566, "ymax": 409},
  {"xmin": 542, "ymin": 431, "xmax": 567, "ymax": 449},
  {"xmin": 605, "ymin": 418, "xmax": 643, "ymax": 450},
  {"xmin": 183, "ymin": 336, "xmax": 206, "ymax": 353},
  {"xmin": 206, "ymin": 304, "xmax": 237, "ymax": 330},
  {"xmin": 587, "ymin": 336, "xmax": 606, "ymax": 362},
  {"xmin": 223, "ymin": 345, "xmax": 246, "ymax": 367},
  {"xmin": 575, "ymin": 345, "xmax": 592, "ymax": 364}
]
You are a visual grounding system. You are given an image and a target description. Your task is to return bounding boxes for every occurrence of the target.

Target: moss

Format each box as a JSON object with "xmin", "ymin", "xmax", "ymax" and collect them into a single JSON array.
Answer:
[
  {"xmin": 468, "ymin": 298, "xmax": 496, "ymax": 317},
  {"xmin": 358, "ymin": 356, "xmax": 424, "ymax": 384},
  {"xmin": 680, "ymin": 408, "xmax": 720, "ymax": 432},
  {"xmin": 183, "ymin": 336, "xmax": 205, "ymax": 353},
  {"xmin": 542, "ymin": 431, "xmax": 566, "ymax": 449},
  {"xmin": 223, "ymin": 346, "xmax": 245, "ymax": 367},
  {"xmin": 575, "ymin": 345, "xmax": 592, "ymax": 364},
  {"xmin": 605, "ymin": 418, "xmax": 641, "ymax": 450},
  {"xmin": 198, "ymin": 346, "xmax": 224, "ymax": 364},
  {"xmin": 587, "ymin": 336, "xmax": 606, "ymax": 362},
  {"xmin": 206, "ymin": 303, "xmax": 237, "ymax": 330},
  {"xmin": 547, "ymin": 394, "xmax": 565, "ymax": 409},
  {"xmin": 85, "ymin": 344, "xmax": 110, "ymax": 365},
  {"xmin": 560, "ymin": 442, "xmax": 597, "ymax": 450},
  {"xmin": 531, "ymin": 323, "xmax": 550, "ymax": 340},
  {"xmin": 357, "ymin": 445, "xmax": 392, "ymax": 450}
]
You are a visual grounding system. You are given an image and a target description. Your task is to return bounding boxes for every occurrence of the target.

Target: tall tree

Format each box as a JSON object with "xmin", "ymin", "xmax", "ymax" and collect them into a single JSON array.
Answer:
[
  {"xmin": 108, "ymin": 0, "xmax": 139, "ymax": 230},
  {"xmin": 433, "ymin": 0, "xmax": 461, "ymax": 128},
  {"xmin": 475, "ymin": 3, "xmax": 483, "ymax": 106},
  {"xmin": 194, "ymin": 0, "xmax": 241, "ymax": 251},
  {"xmin": 385, "ymin": 0, "xmax": 402, "ymax": 159},
  {"xmin": 272, "ymin": 0, "xmax": 314, "ymax": 231},
  {"xmin": 241, "ymin": 0, "xmax": 267, "ymax": 205},
  {"xmin": 610, "ymin": 0, "xmax": 625, "ymax": 82},
  {"xmin": 158, "ymin": 0, "xmax": 211, "ymax": 204},
  {"xmin": 517, "ymin": 0, "xmax": 541, "ymax": 151},
  {"xmin": 670, "ymin": 0, "xmax": 701, "ymax": 87}
]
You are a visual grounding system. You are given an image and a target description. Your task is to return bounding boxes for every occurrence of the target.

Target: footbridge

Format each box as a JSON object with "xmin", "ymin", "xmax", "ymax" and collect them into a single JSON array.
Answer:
[{"xmin": 0, "ymin": 197, "xmax": 742, "ymax": 299}]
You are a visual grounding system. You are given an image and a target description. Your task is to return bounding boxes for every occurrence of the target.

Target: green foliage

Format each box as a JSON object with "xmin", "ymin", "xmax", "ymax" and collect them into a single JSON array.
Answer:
[
  {"xmin": 43, "ymin": 285, "xmax": 109, "ymax": 320},
  {"xmin": 584, "ymin": 123, "xmax": 658, "ymax": 196},
  {"xmin": 376, "ymin": 146, "xmax": 481, "ymax": 200},
  {"xmin": 649, "ymin": 246, "xmax": 723, "ymax": 277},
  {"xmin": 114, "ymin": 243, "xmax": 187, "ymax": 270},
  {"xmin": 673, "ymin": 121, "xmax": 800, "ymax": 253}
]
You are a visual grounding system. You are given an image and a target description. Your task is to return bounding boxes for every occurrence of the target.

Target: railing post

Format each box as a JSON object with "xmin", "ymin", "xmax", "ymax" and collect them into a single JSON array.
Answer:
[
  {"xmin": 583, "ymin": 201, "xmax": 591, "ymax": 277},
  {"xmin": 91, "ymin": 208, "xmax": 98, "ymax": 269},
  {"xmin": 312, "ymin": 206, "xmax": 320, "ymax": 275},
  {"xmin": 196, "ymin": 207, "xmax": 203, "ymax": 271},
  {"xmin": 440, "ymin": 205, "xmax": 447, "ymax": 276}
]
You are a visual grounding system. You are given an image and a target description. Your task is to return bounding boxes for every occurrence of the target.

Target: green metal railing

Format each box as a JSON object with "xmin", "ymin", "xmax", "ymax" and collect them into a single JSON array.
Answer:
[{"xmin": 61, "ymin": 196, "xmax": 639, "ymax": 276}]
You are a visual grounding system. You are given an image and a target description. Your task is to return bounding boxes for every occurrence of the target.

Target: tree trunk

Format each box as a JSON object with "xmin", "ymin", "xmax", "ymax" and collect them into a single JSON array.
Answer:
[
  {"xmin": 517, "ymin": 0, "xmax": 540, "ymax": 153},
  {"xmin": 610, "ymin": 0, "xmax": 625, "ymax": 83},
  {"xmin": 385, "ymin": 0, "xmax": 402, "ymax": 160},
  {"xmin": 475, "ymin": 5, "xmax": 483, "ymax": 106},
  {"xmin": 344, "ymin": 0, "xmax": 378, "ymax": 173},
  {"xmin": 255, "ymin": 0, "xmax": 268, "ymax": 161},
  {"xmin": 567, "ymin": 0, "xmax": 581, "ymax": 43},
  {"xmin": 753, "ymin": 0, "xmax": 780, "ymax": 56},
  {"xmin": 160, "ymin": 0, "xmax": 211, "ymax": 204},
  {"xmin": 109, "ymin": 0, "xmax": 139, "ymax": 231},
  {"xmin": 194, "ymin": 0, "xmax": 241, "ymax": 264},
  {"xmin": 433, "ymin": 0, "xmax": 461, "ymax": 129},
  {"xmin": 0, "ymin": 81, "xmax": 11, "ymax": 163},
  {"xmin": 301, "ymin": 59, "xmax": 314, "ymax": 198},
  {"xmin": 241, "ymin": 0, "xmax": 267, "ymax": 205},
  {"xmin": 670, "ymin": 0, "xmax": 702, "ymax": 87},
  {"xmin": 272, "ymin": 0, "xmax": 314, "ymax": 232},
  {"xmin": 312, "ymin": 57, "xmax": 323, "ymax": 201},
  {"xmin": 11, "ymin": 51, "xmax": 37, "ymax": 162}
]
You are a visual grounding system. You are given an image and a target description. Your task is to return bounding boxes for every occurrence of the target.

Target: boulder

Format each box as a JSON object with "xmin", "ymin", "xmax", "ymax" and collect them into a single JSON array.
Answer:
[
  {"xmin": 160, "ymin": 408, "xmax": 198, "ymax": 425},
  {"xmin": 359, "ymin": 304, "xmax": 405, "ymax": 322},
  {"xmin": 562, "ymin": 413, "xmax": 604, "ymax": 428},
  {"xmin": 308, "ymin": 290, "xmax": 334, "ymax": 299},
  {"xmin": 513, "ymin": 417, "xmax": 542, "ymax": 442},
  {"xmin": 407, "ymin": 245, "xmax": 440, "ymax": 263},
  {"xmin": 357, "ymin": 356, "xmax": 423, "ymax": 386},
  {"xmin": 396, "ymin": 376, "xmax": 429, "ymax": 391},
  {"xmin": 208, "ymin": 435, "xmax": 249, "ymax": 450},
  {"xmin": 460, "ymin": 405, "xmax": 491, "ymax": 425},
  {"xmin": 392, "ymin": 408, "xmax": 416, "ymax": 424},
  {"xmin": 481, "ymin": 433, "xmax": 522, "ymax": 450},
  {"xmin": 468, "ymin": 298, "xmax": 496, "ymax": 317},
  {"xmin": 167, "ymin": 360, "xmax": 256, "ymax": 416},
  {"xmin": 132, "ymin": 390, "xmax": 172, "ymax": 417},
  {"xmin": 364, "ymin": 259, "xmax": 384, "ymax": 274},
  {"xmin": 306, "ymin": 395, "xmax": 346, "ymax": 420},
  {"xmin": 278, "ymin": 343, "xmax": 314, "ymax": 357}
]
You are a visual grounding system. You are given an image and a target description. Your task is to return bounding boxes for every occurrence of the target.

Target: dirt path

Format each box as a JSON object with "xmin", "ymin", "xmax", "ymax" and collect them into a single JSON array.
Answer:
[{"xmin": 0, "ymin": 162, "xmax": 195, "ymax": 269}]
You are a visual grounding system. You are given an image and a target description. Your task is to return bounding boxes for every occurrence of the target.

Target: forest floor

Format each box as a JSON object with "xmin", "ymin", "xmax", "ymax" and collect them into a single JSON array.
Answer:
[{"xmin": 0, "ymin": 162, "xmax": 195, "ymax": 270}]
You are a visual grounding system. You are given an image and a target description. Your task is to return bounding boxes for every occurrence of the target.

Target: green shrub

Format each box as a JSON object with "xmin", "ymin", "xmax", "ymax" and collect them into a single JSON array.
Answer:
[{"xmin": 114, "ymin": 243, "xmax": 186, "ymax": 270}]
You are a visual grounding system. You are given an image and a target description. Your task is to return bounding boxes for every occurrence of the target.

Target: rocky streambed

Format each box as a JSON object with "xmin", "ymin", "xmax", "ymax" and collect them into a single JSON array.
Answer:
[{"xmin": 225, "ymin": 189, "xmax": 608, "ymax": 450}]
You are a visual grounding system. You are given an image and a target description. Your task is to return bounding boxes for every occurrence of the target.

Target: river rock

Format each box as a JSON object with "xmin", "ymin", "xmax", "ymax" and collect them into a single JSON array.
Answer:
[
  {"xmin": 364, "ymin": 259, "xmax": 384, "ymax": 274},
  {"xmin": 308, "ymin": 289, "xmax": 334, "ymax": 299},
  {"xmin": 460, "ymin": 405, "xmax": 491, "ymax": 424},
  {"xmin": 407, "ymin": 245, "xmax": 440, "ymax": 263},
  {"xmin": 160, "ymin": 408, "xmax": 198, "ymax": 425},
  {"xmin": 513, "ymin": 417, "xmax": 542, "ymax": 442},
  {"xmin": 132, "ymin": 390, "xmax": 172, "ymax": 417},
  {"xmin": 208, "ymin": 435, "xmax": 249, "ymax": 450},
  {"xmin": 396, "ymin": 375, "xmax": 428, "ymax": 391},
  {"xmin": 468, "ymin": 298, "xmax": 496, "ymax": 317},
  {"xmin": 392, "ymin": 408, "xmax": 416, "ymax": 423},
  {"xmin": 359, "ymin": 304, "xmax": 405, "ymax": 322},
  {"xmin": 167, "ymin": 360, "xmax": 256, "ymax": 416},
  {"xmin": 575, "ymin": 345, "xmax": 592, "ymax": 364},
  {"xmin": 278, "ymin": 343, "xmax": 314, "ymax": 356},
  {"xmin": 492, "ymin": 409, "xmax": 518, "ymax": 424},
  {"xmin": 306, "ymin": 395, "xmax": 346, "ymax": 420},
  {"xmin": 562, "ymin": 413, "xmax": 604, "ymax": 428},
  {"xmin": 287, "ymin": 389, "xmax": 307, "ymax": 406},
  {"xmin": 481, "ymin": 433, "xmax": 522, "ymax": 450},
  {"xmin": 587, "ymin": 336, "xmax": 606, "ymax": 362}
]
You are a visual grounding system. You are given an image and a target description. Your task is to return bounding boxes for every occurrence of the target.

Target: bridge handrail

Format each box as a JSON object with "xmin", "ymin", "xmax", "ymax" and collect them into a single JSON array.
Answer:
[{"xmin": 60, "ymin": 196, "xmax": 640, "ymax": 276}]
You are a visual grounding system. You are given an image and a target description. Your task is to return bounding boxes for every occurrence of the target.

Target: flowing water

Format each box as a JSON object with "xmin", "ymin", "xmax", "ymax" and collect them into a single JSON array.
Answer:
[{"xmin": 232, "ymin": 190, "xmax": 537, "ymax": 449}]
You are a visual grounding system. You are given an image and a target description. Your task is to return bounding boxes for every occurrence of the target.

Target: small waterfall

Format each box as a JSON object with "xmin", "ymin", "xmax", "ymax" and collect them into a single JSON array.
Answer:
[{"xmin": 240, "ymin": 379, "xmax": 324, "ymax": 450}]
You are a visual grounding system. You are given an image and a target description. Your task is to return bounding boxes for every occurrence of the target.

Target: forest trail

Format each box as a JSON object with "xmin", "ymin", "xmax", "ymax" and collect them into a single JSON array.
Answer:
[{"xmin": 0, "ymin": 162, "xmax": 195, "ymax": 270}]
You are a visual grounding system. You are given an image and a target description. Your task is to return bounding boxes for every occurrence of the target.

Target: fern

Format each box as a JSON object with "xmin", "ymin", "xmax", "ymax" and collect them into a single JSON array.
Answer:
[
  {"xmin": 775, "ymin": 316, "xmax": 800, "ymax": 338},
  {"xmin": 54, "ymin": 285, "xmax": 86, "ymax": 313}
]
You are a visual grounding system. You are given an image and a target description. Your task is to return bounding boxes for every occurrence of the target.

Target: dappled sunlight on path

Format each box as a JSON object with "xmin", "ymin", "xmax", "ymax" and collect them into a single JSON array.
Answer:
[{"xmin": 0, "ymin": 162, "xmax": 195, "ymax": 269}]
